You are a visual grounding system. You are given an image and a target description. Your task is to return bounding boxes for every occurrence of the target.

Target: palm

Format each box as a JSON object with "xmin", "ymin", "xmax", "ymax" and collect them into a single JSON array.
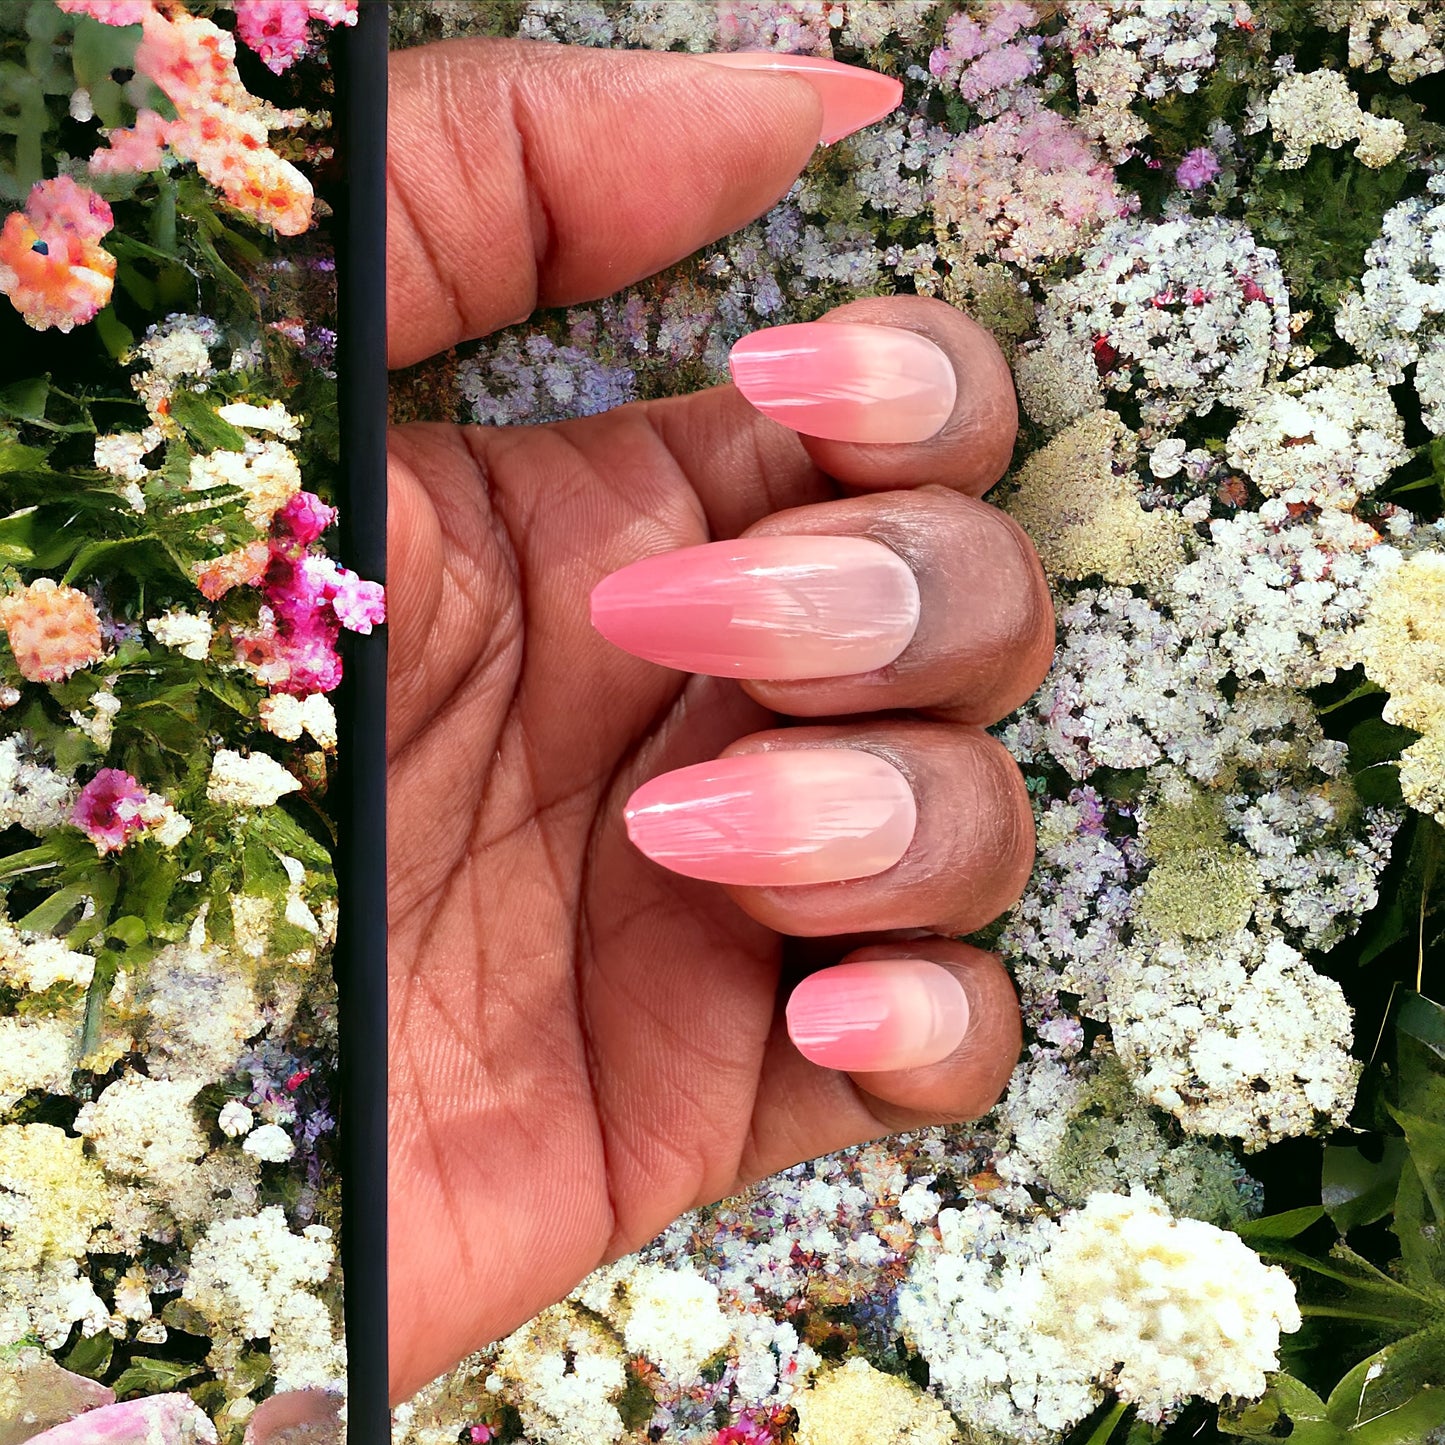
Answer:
[{"xmin": 386, "ymin": 405, "xmax": 855, "ymax": 1398}]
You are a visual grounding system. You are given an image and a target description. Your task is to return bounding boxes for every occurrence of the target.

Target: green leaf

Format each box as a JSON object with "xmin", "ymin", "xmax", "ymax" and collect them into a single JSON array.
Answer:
[
  {"xmin": 94, "ymin": 305, "xmax": 134, "ymax": 361},
  {"xmin": 1349, "ymin": 718, "xmax": 1420, "ymax": 770},
  {"xmin": 111, "ymin": 1356, "xmax": 202, "ymax": 1399},
  {"xmin": 1324, "ymin": 1139, "xmax": 1408, "ymax": 1234},
  {"xmin": 1327, "ymin": 1326, "xmax": 1445, "ymax": 1435},
  {"xmin": 61, "ymin": 536, "xmax": 156, "ymax": 587},
  {"xmin": 1237, "ymin": 1206, "xmax": 1325, "ymax": 1243},
  {"xmin": 253, "ymin": 807, "xmax": 333, "ymax": 871},
  {"xmin": 1321, "ymin": 679, "xmax": 1388, "ymax": 715},
  {"xmin": 0, "ymin": 377, "xmax": 48, "ymax": 423},
  {"xmin": 61, "ymin": 1329, "xmax": 113, "ymax": 1381},
  {"xmin": 0, "ymin": 506, "xmax": 38, "ymax": 563},
  {"xmin": 168, "ymin": 390, "xmax": 247, "ymax": 453},
  {"xmin": 1397, "ymin": 992, "xmax": 1445, "ymax": 1064},
  {"xmin": 1220, "ymin": 1374, "xmax": 1345, "ymax": 1442},
  {"xmin": 1350, "ymin": 1390, "xmax": 1445, "ymax": 1445},
  {"xmin": 0, "ymin": 441, "xmax": 49, "ymax": 472},
  {"xmin": 104, "ymin": 914, "xmax": 148, "ymax": 949},
  {"xmin": 1073, "ymin": 1399, "xmax": 1128, "ymax": 1445}
]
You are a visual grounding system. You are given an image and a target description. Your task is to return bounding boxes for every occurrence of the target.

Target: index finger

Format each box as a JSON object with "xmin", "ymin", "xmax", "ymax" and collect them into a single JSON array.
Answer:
[{"xmin": 388, "ymin": 40, "xmax": 899, "ymax": 369}]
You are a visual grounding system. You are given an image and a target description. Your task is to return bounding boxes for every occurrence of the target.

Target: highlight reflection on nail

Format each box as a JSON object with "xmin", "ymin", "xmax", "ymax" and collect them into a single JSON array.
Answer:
[
  {"xmin": 624, "ymin": 748, "xmax": 916, "ymax": 886},
  {"xmin": 787, "ymin": 959, "xmax": 971, "ymax": 1072},
  {"xmin": 590, "ymin": 536, "xmax": 920, "ymax": 680},
  {"xmin": 729, "ymin": 322, "xmax": 957, "ymax": 443}
]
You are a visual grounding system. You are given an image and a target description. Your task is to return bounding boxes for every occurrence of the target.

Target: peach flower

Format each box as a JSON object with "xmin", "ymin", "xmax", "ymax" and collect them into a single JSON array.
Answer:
[{"xmin": 0, "ymin": 176, "xmax": 116, "ymax": 332}]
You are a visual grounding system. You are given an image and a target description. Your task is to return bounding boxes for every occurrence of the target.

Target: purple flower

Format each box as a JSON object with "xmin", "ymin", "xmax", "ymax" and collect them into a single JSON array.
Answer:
[{"xmin": 1176, "ymin": 146, "xmax": 1221, "ymax": 190}]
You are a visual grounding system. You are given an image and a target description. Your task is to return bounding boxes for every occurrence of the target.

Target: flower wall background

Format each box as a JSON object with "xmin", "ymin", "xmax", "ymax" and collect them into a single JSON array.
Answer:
[
  {"xmin": 0, "ymin": 3, "xmax": 383, "ymax": 1442},
  {"xmin": 388, "ymin": 4, "xmax": 1445, "ymax": 1445}
]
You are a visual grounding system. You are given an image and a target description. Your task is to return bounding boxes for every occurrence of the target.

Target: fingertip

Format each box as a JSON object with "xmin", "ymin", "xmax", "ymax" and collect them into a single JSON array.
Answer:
[{"xmin": 841, "ymin": 941, "xmax": 1022, "ymax": 1124}]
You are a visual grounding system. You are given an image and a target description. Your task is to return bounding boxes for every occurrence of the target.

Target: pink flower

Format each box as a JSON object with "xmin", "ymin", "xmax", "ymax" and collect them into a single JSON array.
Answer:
[
  {"xmin": 0, "ymin": 176, "xmax": 115, "ymax": 331},
  {"xmin": 88, "ymin": 109, "xmax": 170, "ymax": 175},
  {"xmin": 28, "ymin": 1395, "xmax": 218, "ymax": 1443},
  {"xmin": 234, "ymin": 1, "xmax": 313, "ymax": 74},
  {"xmin": 72, "ymin": 770, "xmax": 150, "ymax": 855},
  {"xmin": 937, "ymin": 110, "xmax": 1135, "ymax": 271},
  {"xmin": 234, "ymin": 0, "xmax": 359, "ymax": 74},
  {"xmin": 55, "ymin": 0, "xmax": 153, "ymax": 23},
  {"xmin": 89, "ymin": 8, "xmax": 316, "ymax": 235},
  {"xmin": 1176, "ymin": 146, "xmax": 1222, "ymax": 190}
]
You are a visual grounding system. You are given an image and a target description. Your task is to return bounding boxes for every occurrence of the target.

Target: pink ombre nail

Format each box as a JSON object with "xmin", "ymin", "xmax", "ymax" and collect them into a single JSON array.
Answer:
[
  {"xmin": 591, "ymin": 536, "xmax": 919, "ymax": 680},
  {"xmin": 693, "ymin": 53, "xmax": 902, "ymax": 145},
  {"xmin": 624, "ymin": 748, "xmax": 916, "ymax": 886},
  {"xmin": 786, "ymin": 959, "xmax": 970, "ymax": 1072},
  {"xmin": 729, "ymin": 322, "xmax": 957, "ymax": 443}
]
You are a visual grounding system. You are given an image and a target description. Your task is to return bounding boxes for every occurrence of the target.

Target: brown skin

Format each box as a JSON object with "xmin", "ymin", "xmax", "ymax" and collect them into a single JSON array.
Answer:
[{"xmin": 387, "ymin": 39, "xmax": 1055, "ymax": 1402}]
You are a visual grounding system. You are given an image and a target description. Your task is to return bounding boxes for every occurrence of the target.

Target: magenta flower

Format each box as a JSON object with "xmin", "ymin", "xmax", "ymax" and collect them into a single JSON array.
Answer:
[
  {"xmin": 274, "ymin": 490, "xmax": 338, "ymax": 547},
  {"xmin": 71, "ymin": 769, "xmax": 149, "ymax": 855},
  {"xmin": 1176, "ymin": 146, "xmax": 1222, "ymax": 190},
  {"xmin": 228, "ymin": 492, "xmax": 384, "ymax": 695}
]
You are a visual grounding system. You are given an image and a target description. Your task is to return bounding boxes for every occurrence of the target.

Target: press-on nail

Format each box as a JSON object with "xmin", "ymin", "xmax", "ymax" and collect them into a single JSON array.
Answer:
[
  {"xmin": 787, "ymin": 959, "xmax": 971, "ymax": 1071},
  {"xmin": 729, "ymin": 322, "xmax": 957, "ymax": 443},
  {"xmin": 591, "ymin": 535, "xmax": 919, "ymax": 680},
  {"xmin": 624, "ymin": 748, "xmax": 916, "ymax": 886},
  {"xmin": 693, "ymin": 52, "xmax": 902, "ymax": 145}
]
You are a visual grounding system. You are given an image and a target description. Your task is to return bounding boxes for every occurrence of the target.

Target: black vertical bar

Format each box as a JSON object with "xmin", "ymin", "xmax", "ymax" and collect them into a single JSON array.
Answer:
[{"xmin": 333, "ymin": 2, "xmax": 389, "ymax": 1440}]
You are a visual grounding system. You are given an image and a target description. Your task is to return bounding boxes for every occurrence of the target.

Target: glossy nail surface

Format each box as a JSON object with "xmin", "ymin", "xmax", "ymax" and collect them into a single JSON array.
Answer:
[
  {"xmin": 729, "ymin": 322, "xmax": 957, "ymax": 443},
  {"xmin": 694, "ymin": 52, "xmax": 902, "ymax": 145},
  {"xmin": 624, "ymin": 748, "xmax": 916, "ymax": 886},
  {"xmin": 591, "ymin": 535, "xmax": 919, "ymax": 680},
  {"xmin": 787, "ymin": 959, "xmax": 971, "ymax": 1071}
]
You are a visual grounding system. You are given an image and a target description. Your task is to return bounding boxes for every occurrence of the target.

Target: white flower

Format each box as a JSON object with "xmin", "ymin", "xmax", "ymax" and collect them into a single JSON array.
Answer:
[
  {"xmin": 242, "ymin": 1123, "xmax": 295, "ymax": 1163},
  {"xmin": 184, "ymin": 1207, "xmax": 340, "ymax": 1391},
  {"xmin": 1037, "ymin": 217, "xmax": 1290, "ymax": 426},
  {"xmin": 259, "ymin": 692, "xmax": 337, "ymax": 750},
  {"xmin": 491, "ymin": 1304, "xmax": 628, "ymax": 1445},
  {"xmin": 215, "ymin": 400, "xmax": 302, "ymax": 438},
  {"xmin": 898, "ymin": 1203, "xmax": 1099, "ymax": 1441},
  {"xmin": 619, "ymin": 1264, "xmax": 730, "ymax": 1382},
  {"xmin": 68, "ymin": 683, "xmax": 121, "ymax": 751},
  {"xmin": 1226, "ymin": 365, "xmax": 1407, "ymax": 507},
  {"xmin": 74, "ymin": 1074, "xmax": 207, "ymax": 1180},
  {"xmin": 1106, "ymin": 931, "xmax": 1360, "ymax": 1147},
  {"xmin": 1169, "ymin": 507, "xmax": 1395, "ymax": 688},
  {"xmin": 147, "ymin": 608, "xmax": 213, "ymax": 661},
  {"xmin": 187, "ymin": 439, "xmax": 301, "ymax": 529},
  {"xmin": 1035, "ymin": 1191, "xmax": 1301, "ymax": 1417},
  {"xmin": 0, "ymin": 914, "xmax": 94, "ymax": 993},
  {"xmin": 93, "ymin": 425, "xmax": 162, "ymax": 484},
  {"xmin": 218, "ymin": 1100, "xmax": 255, "ymax": 1138},
  {"xmin": 0, "ymin": 736, "xmax": 76, "ymax": 834},
  {"xmin": 1267, "ymin": 69, "xmax": 1405, "ymax": 169},
  {"xmin": 207, "ymin": 749, "xmax": 302, "ymax": 808},
  {"xmin": 0, "ymin": 1016, "xmax": 78, "ymax": 1110},
  {"xmin": 113, "ymin": 1264, "xmax": 152, "ymax": 1323}
]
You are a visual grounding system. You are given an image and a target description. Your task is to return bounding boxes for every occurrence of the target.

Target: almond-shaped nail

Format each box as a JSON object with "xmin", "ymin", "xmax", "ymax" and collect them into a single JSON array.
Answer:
[
  {"xmin": 591, "ymin": 535, "xmax": 919, "ymax": 680},
  {"xmin": 624, "ymin": 748, "xmax": 916, "ymax": 886},
  {"xmin": 693, "ymin": 52, "xmax": 902, "ymax": 146},
  {"xmin": 729, "ymin": 322, "xmax": 957, "ymax": 443},
  {"xmin": 787, "ymin": 959, "xmax": 970, "ymax": 1071}
]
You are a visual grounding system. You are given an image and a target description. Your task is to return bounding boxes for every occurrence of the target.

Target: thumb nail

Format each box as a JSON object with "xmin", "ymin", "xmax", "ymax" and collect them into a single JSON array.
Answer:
[{"xmin": 693, "ymin": 52, "xmax": 902, "ymax": 145}]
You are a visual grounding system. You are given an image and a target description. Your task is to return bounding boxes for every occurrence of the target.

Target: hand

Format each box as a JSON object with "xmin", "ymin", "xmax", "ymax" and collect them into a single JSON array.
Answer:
[{"xmin": 386, "ymin": 39, "xmax": 1054, "ymax": 1403}]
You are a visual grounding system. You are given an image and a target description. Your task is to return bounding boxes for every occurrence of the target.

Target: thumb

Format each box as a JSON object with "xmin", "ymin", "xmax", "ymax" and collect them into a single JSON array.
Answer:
[{"xmin": 387, "ymin": 39, "xmax": 870, "ymax": 369}]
